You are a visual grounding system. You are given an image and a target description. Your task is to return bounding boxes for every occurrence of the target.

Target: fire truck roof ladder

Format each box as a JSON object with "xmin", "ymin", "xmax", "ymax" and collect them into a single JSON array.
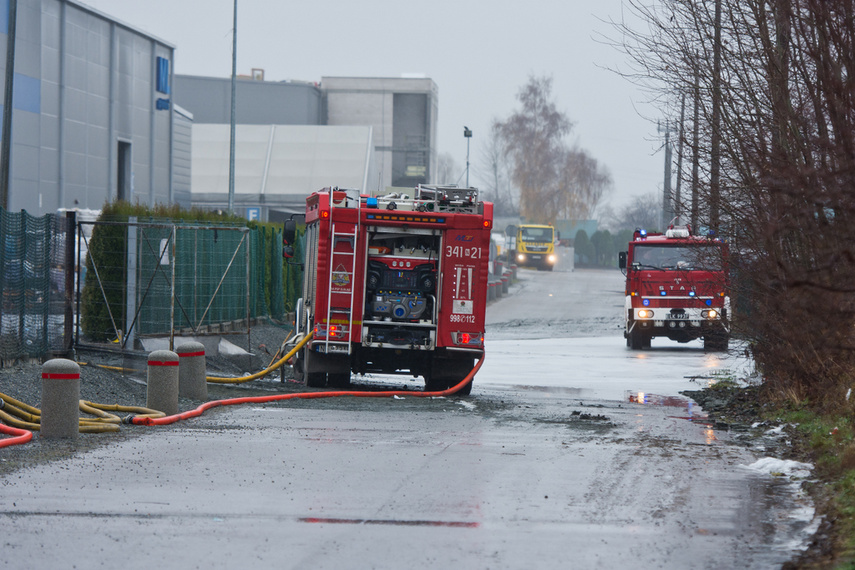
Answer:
[{"xmin": 325, "ymin": 188, "xmax": 360, "ymax": 356}]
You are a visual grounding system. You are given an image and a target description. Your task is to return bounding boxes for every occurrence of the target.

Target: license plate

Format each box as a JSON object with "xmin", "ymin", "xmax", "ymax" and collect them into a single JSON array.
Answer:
[
  {"xmin": 531, "ymin": 255, "xmax": 542, "ymax": 260},
  {"xmin": 670, "ymin": 313, "xmax": 688, "ymax": 320}
]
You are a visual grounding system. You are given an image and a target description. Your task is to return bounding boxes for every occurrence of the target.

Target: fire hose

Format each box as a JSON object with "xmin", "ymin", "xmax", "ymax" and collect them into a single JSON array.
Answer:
[
  {"xmin": 205, "ymin": 332, "xmax": 311, "ymax": 384},
  {"xmin": 1, "ymin": 332, "xmax": 482, "ymax": 443},
  {"xmin": 131, "ymin": 352, "xmax": 483, "ymax": 426},
  {"xmin": 0, "ymin": 391, "xmax": 165, "ymax": 438}
]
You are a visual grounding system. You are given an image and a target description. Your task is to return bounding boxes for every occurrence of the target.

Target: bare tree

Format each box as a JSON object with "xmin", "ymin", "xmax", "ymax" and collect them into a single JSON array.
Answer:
[
  {"xmin": 478, "ymin": 124, "xmax": 519, "ymax": 217},
  {"xmin": 612, "ymin": 0, "xmax": 855, "ymax": 409},
  {"xmin": 435, "ymin": 152, "xmax": 461, "ymax": 185},
  {"xmin": 494, "ymin": 76, "xmax": 612, "ymax": 225}
]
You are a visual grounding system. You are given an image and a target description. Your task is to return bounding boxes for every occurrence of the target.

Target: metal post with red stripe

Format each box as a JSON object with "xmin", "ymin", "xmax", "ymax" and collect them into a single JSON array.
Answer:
[
  {"xmin": 146, "ymin": 350, "xmax": 179, "ymax": 415},
  {"xmin": 176, "ymin": 341, "xmax": 207, "ymax": 400},
  {"xmin": 41, "ymin": 359, "xmax": 80, "ymax": 439}
]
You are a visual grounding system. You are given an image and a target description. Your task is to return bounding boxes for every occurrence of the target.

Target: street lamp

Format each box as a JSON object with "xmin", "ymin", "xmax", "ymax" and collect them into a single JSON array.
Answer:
[
  {"xmin": 463, "ymin": 126, "xmax": 472, "ymax": 188},
  {"xmin": 228, "ymin": 0, "xmax": 237, "ymax": 214}
]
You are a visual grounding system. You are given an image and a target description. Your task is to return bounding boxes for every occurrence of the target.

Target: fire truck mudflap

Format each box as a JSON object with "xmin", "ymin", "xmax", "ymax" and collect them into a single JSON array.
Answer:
[{"xmin": 287, "ymin": 186, "xmax": 493, "ymax": 394}]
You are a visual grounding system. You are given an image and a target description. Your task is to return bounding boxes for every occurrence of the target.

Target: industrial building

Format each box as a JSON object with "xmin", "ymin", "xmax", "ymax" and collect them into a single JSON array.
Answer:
[
  {"xmin": 1, "ymin": 1, "xmax": 439, "ymax": 222},
  {"xmin": 174, "ymin": 74, "xmax": 438, "ymax": 221},
  {"xmin": 1, "ymin": 0, "xmax": 182, "ymax": 215}
]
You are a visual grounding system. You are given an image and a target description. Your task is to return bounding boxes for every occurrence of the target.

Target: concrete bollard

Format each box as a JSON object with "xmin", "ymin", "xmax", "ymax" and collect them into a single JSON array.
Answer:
[
  {"xmin": 502, "ymin": 274, "xmax": 510, "ymax": 294},
  {"xmin": 146, "ymin": 350, "xmax": 179, "ymax": 415},
  {"xmin": 41, "ymin": 359, "xmax": 80, "ymax": 440},
  {"xmin": 176, "ymin": 342, "xmax": 207, "ymax": 400}
]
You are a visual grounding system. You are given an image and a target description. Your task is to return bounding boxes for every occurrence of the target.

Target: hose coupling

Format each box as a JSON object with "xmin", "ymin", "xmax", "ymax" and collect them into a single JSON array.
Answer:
[{"xmin": 122, "ymin": 414, "xmax": 136, "ymax": 424}]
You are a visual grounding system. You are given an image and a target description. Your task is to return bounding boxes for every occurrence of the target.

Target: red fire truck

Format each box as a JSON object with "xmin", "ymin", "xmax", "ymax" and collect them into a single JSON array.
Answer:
[
  {"xmin": 618, "ymin": 225, "xmax": 730, "ymax": 351},
  {"xmin": 284, "ymin": 186, "xmax": 493, "ymax": 394}
]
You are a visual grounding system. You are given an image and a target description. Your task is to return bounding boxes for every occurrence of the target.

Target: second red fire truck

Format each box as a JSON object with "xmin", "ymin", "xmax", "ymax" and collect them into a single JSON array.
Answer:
[
  {"xmin": 618, "ymin": 225, "xmax": 730, "ymax": 351},
  {"xmin": 284, "ymin": 185, "xmax": 493, "ymax": 394}
]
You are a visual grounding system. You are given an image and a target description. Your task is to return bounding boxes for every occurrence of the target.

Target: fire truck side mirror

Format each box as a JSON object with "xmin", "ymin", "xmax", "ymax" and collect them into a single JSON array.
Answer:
[
  {"xmin": 618, "ymin": 251, "xmax": 627, "ymax": 270},
  {"xmin": 283, "ymin": 219, "xmax": 297, "ymax": 259}
]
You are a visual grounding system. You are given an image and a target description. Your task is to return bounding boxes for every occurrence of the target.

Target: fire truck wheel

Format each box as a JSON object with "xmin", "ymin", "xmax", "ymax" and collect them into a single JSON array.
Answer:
[
  {"xmin": 426, "ymin": 358, "xmax": 475, "ymax": 394},
  {"xmin": 628, "ymin": 329, "xmax": 648, "ymax": 350},
  {"xmin": 328, "ymin": 372, "xmax": 351, "ymax": 388},
  {"xmin": 297, "ymin": 349, "xmax": 327, "ymax": 388},
  {"xmin": 306, "ymin": 372, "xmax": 327, "ymax": 387},
  {"xmin": 704, "ymin": 333, "xmax": 729, "ymax": 352}
]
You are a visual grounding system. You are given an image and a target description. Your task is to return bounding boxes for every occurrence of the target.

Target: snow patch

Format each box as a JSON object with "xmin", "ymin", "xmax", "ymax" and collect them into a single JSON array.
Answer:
[
  {"xmin": 746, "ymin": 457, "xmax": 813, "ymax": 479},
  {"xmin": 456, "ymin": 400, "xmax": 477, "ymax": 411},
  {"xmin": 218, "ymin": 338, "xmax": 250, "ymax": 356}
]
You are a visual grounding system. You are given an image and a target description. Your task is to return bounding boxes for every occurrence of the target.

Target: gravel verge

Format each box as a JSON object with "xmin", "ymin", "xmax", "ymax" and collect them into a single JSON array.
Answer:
[{"xmin": 1, "ymin": 321, "xmax": 298, "ymax": 475}]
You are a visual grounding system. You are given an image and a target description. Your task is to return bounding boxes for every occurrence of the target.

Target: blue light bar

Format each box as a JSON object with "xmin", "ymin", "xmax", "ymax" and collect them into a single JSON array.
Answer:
[
  {"xmin": 705, "ymin": 299, "xmax": 712, "ymax": 306},
  {"xmin": 660, "ymin": 290, "xmax": 667, "ymax": 296},
  {"xmin": 689, "ymin": 291, "xmax": 696, "ymax": 297},
  {"xmin": 643, "ymin": 299, "xmax": 650, "ymax": 306},
  {"xmin": 366, "ymin": 197, "xmax": 378, "ymax": 208}
]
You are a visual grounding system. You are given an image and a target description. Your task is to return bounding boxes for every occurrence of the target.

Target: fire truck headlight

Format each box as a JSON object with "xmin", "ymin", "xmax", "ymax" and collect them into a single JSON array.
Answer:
[
  {"xmin": 703, "ymin": 309, "xmax": 718, "ymax": 319},
  {"xmin": 638, "ymin": 309, "xmax": 654, "ymax": 319},
  {"xmin": 517, "ymin": 253, "xmax": 526, "ymax": 263}
]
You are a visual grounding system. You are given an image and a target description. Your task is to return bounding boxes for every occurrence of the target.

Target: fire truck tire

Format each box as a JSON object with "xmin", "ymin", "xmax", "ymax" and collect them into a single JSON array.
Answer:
[
  {"xmin": 328, "ymin": 373, "xmax": 351, "ymax": 388},
  {"xmin": 704, "ymin": 333, "xmax": 729, "ymax": 352},
  {"xmin": 296, "ymin": 349, "xmax": 327, "ymax": 388},
  {"xmin": 628, "ymin": 328, "xmax": 648, "ymax": 350},
  {"xmin": 426, "ymin": 357, "xmax": 474, "ymax": 394}
]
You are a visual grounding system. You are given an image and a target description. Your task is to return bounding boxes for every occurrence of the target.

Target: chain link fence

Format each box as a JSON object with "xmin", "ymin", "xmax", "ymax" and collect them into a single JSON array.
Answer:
[{"xmin": 0, "ymin": 209, "xmax": 73, "ymax": 363}]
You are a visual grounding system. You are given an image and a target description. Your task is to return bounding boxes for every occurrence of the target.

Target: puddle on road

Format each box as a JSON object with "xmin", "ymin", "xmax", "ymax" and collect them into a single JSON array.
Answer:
[{"xmin": 627, "ymin": 391, "xmax": 712, "ymax": 425}]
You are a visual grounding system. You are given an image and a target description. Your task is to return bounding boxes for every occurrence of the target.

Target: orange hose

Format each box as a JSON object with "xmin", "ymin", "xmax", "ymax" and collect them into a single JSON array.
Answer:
[
  {"xmin": 132, "ymin": 354, "xmax": 484, "ymax": 427},
  {"xmin": 0, "ymin": 423, "xmax": 33, "ymax": 448}
]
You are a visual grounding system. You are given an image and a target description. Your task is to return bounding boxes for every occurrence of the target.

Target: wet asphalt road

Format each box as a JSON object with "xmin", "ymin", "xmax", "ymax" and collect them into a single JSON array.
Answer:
[{"xmin": 0, "ymin": 268, "xmax": 814, "ymax": 569}]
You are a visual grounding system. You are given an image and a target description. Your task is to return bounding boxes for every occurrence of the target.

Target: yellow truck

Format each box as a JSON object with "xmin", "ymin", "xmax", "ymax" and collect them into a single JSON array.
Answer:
[{"xmin": 511, "ymin": 224, "xmax": 556, "ymax": 271}]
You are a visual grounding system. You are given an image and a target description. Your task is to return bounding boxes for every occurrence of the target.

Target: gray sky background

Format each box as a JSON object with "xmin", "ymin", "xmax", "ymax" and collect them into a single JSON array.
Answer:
[{"xmin": 80, "ymin": 0, "xmax": 663, "ymax": 213}]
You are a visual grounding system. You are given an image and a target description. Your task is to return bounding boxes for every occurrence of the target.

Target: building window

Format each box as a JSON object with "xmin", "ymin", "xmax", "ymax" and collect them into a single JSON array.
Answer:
[{"xmin": 156, "ymin": 57, "xmax": 170, "ymax": 94}]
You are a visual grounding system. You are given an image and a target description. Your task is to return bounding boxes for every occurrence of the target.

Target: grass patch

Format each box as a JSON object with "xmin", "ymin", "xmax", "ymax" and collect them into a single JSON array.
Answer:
[{"xmin": 772, "ymin": 404, "xmax": 855, "ymax": 568}]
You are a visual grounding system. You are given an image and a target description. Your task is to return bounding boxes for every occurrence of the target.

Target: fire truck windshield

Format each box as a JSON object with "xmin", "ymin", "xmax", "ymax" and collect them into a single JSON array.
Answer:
[{"xmin": 632, "ymin": 244, "xmax": 723, "ymax": 271}]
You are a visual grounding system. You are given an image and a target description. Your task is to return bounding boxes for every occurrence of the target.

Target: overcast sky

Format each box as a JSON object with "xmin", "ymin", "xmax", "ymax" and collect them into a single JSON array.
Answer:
[{"xmin": 79, "ymin": 0, "xmax": 663, "ymax": 213}]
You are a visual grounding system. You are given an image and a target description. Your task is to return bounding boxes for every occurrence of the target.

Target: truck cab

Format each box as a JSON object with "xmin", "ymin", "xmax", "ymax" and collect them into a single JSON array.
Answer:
[{"xmin": 511, "ymin": 224, "xmax": 556, "ymax": 271}]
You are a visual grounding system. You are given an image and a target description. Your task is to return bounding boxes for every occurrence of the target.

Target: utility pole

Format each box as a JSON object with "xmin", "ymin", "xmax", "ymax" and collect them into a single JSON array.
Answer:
[
  {"xmin": 674, "ymin": 94, "xmax": 686, "ymax": 223},
  {"xmin": 227, "ymin": 0, "xmax": 237, "ymax": 214},
  {"xmin": 659, "ymin": 120, "xmax": 672, "ymax": 230},
  {"xmin": 1, "ymin": 0, "xmax": 18, "ymax": 210},
  {"xmin": 691, "ymin": 67, "xmax": 700, "ymax": 231},
  {"xmin": 710, "ymin": 0, "xmax": 722, "ymax": 232}
]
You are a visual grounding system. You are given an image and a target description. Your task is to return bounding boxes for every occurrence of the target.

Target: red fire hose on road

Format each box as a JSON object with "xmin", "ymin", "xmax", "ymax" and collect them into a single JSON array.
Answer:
[
  {"xmin": 131, "ymin": 353, "xmax": 484, "ymax": 427},
  {"xmin": 0, "ymin": 423, "xmax": 33, "ymax": 448}
]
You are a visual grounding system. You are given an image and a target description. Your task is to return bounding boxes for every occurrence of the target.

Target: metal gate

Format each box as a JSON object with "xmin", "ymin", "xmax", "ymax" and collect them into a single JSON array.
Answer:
[{"xmin": 76, "ymin": 220, "xmax": 252, "ymax": 351}]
